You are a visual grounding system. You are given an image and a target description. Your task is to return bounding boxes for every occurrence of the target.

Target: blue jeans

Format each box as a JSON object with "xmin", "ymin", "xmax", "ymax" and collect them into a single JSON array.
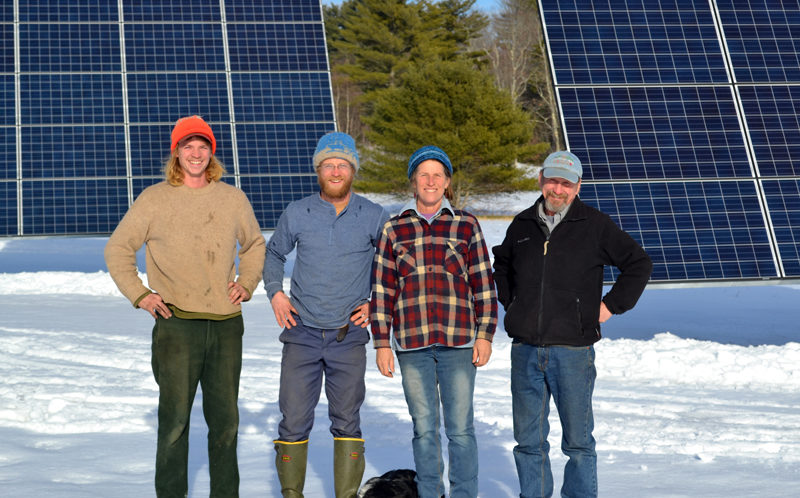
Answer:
[
  {"xmin": 397, "ymin": 345, "xmax": 478, "ymax": 498},
  {"xmin": 277, "ymin": 317, "xmax": 369, "ymax": 442},
  {"xmin": 511, "ymin": 343, "xmax": 597, "ymax": 498}
]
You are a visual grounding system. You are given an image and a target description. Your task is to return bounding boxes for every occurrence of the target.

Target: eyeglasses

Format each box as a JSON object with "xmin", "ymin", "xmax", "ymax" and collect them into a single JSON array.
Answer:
[{"xmin": 318, "ymin": 162, "xmax": 352, "ymax": 173}]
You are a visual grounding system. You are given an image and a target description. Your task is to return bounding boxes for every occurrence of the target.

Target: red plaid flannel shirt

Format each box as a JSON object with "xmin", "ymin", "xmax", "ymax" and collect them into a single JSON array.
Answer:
[{"xmin": 370, "ymin": 207, "xmax": 498, "ymax": 349}]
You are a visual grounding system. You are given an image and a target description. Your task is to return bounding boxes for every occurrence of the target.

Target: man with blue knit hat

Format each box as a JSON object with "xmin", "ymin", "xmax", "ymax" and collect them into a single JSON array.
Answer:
[
  {"xmin": 264, "ymin": 131, "xmax": 388, "ymax": 497},
  {"xmin": 492, "ymin": 151, "xmax": 652, "ymax": 498}
]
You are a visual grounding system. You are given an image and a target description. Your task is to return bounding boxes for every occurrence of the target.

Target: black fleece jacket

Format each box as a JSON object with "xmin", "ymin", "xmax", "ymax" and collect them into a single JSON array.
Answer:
[{"xmin": 492, "ymin": 196, "xmax": 652, "ymax": 346}]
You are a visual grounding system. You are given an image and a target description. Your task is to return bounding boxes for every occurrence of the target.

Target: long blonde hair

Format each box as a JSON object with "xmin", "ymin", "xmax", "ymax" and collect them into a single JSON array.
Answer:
[{"xmin": 163, "ymin": 144, "xmax": 226, "ymax": 186}]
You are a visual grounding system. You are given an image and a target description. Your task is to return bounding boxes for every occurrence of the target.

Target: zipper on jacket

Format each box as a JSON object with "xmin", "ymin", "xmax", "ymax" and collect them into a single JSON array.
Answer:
[{"xmin": 536, "ymin": 232, "xmax": 551, "ymax": 343}]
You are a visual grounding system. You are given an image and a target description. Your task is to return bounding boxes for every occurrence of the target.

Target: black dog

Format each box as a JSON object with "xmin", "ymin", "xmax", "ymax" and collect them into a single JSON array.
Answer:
[{"xmin": 358, "ymin": 469, "xmax": 419, "ymax": 498}]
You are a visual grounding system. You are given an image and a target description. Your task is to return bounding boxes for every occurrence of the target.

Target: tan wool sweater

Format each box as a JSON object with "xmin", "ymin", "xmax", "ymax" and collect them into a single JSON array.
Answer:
[{"xmin": 105, "ymin": 180, "xmax": 266, "ymax": 318}]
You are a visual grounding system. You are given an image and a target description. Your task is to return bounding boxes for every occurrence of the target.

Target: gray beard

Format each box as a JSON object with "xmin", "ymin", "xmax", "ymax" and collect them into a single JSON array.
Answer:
[{"xmin": 544, "ymin": 197, "xmax": 569, "ymax": 214}]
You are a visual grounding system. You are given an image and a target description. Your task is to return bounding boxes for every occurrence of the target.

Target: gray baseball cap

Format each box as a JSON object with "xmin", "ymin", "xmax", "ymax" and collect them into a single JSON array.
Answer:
[{"xmin": 542, "ymin": 151, "xmax": 582, "ymax": 183}]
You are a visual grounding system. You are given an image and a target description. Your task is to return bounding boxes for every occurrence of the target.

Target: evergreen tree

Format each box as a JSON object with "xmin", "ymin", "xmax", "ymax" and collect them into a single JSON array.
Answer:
[
  {"xmin": 326, "ymin": 1, "xmax": 486, "ymax": 90},
  {"xmin": 425, "ymin": 0, "xmax": 488, "ymax": 58},
  {"xmin": 327, "ymin": 0, "xmax": 440, "ymax": 93},
  {"xmin": 359, "ymin": 58, "xmax": 537, "ymax": 207},
  {"xmin": 324, "ymin": 3, "xmax": 366, "ymax": 139}
]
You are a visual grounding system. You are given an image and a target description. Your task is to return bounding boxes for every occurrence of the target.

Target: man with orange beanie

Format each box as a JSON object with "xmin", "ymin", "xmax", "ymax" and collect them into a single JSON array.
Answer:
[{"xmin": 105, "ymin": 115, "xmax": 265, "ymax": 497}]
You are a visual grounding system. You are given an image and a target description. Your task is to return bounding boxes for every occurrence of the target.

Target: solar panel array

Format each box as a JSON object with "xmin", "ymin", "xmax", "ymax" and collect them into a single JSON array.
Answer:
[
  {"xmin": 1, "ymin": 0, "xmax": 335, "ymax": 236},
  {"xmin": 540, "ymin": 0, "xmax": 800, "ymax": 282}
]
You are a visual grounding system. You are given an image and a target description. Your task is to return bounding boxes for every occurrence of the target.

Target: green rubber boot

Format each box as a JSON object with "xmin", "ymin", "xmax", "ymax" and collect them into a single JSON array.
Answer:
[
  {"xmin": 274, "ymin": 440, "xmax": 308, "ymax": 498},
  {"xmin": 333, "ymin": 437, "xmax": 365, "ymax": 498}
]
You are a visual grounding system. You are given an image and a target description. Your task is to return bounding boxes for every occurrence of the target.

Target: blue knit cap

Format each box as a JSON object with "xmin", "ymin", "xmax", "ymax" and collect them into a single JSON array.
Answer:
[
  {"xmin": 313, "ymin": 132, "xmax": 359, "ymax": 171},
  {"xmin": 407, "ymin": 145, "xmax": 453, "ymax": 179}
]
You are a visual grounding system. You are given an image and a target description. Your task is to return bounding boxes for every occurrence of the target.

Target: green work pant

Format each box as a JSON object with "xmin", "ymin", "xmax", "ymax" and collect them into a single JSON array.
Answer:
[{"xmin": 151, "ymin": 314, "xmax": 243, "ymax": 498}]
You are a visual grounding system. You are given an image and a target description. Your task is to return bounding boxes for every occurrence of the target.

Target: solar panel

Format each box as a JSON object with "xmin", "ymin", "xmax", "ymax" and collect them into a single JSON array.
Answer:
[
  {"xmin": 0, "ymin": 126, "xmax": 13, "ymax": 179},
  {"xmin": 716, "ymin": 0, "xmax": 800, "ymax": 83},
  {"xmin": 543, "ymin": 0, "xmax": 729, "ymax": 85},
  {"xmin": 580, "ymin": 181, "xmax": 777, "ymax": 282},
  {"xmin": 0, "ymin": 25, "xmax": 15, "ymax": 73},
  {"xmin": 541, "ymin": 0, "xmax": 800, "ymax": 281},
  {"xmin": 0, "ymin": 181, "xmax": 16, "ymax": 235},
  {"xmin": 559, "ymin": 86, "xmax": 752, "ymax": 180},
  {"xmin": 761, "ymin": 179, "xmax": 800, "ymax": 276},
  {"xmin": 738, "ymin": 84, "xmax": 800, "ymax": 177},
  {"xmin": 22, "ymin": 179, "xmax": 130, "ymax": 235},
  {"xmin": 20, "ymin": 23, "xmax": 122, "ymax": 72},
  {"xmin": 0, "ymin": 3, "xmax": 11, "ymax": 23},
  {"xmin": 126, "ymin": 74, "xmax": 232, "ymax": 123},
  {"xmin": 225, "ymin": 1, "xmax": 322, "ymax": 22},
  {"xmin": 227, "ymin": 24, "xmax": 330, "ymax": 71},
  {"xmin": 20, "ymin": 1, "xmax": 117, "ymax": 21},
  {"xmin": 0, "ymin": 0, "xmax": 335, "ymax": 236},
  {"xmin": 23, "ymin": 126, "xmax": 127, "ymax": 178},
  {"xmin": 234, "ymin": 122, "xmax": 335, "ymax": 175},
  {"xmin": 231, "ymin": 73, "xmax": 334, "ymax": 122}
]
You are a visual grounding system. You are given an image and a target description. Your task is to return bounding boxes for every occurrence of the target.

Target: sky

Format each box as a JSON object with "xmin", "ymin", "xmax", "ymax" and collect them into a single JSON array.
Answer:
[
  {"xmin": 469, "ymin": 0, "xmax": 498, "ymax": 12},
  {"xmin": 1, "ymin": 192, "xmax": 799, "ymax": 496}
]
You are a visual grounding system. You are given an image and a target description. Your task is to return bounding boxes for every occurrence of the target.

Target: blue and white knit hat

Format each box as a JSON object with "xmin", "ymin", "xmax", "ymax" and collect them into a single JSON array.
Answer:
[
  {"xmin": 407, "ymin": 145, "xmax": 453, "ymax": 178},
  {"xmin": 313, "ymin": 132, "xmax": 359, "ymax": 171}
]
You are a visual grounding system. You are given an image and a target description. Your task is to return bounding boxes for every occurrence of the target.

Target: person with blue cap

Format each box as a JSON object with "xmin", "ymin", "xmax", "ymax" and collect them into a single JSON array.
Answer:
[
  {"xmin": 370, "ymin": 145, "xmax": 498, "ymax": 497},
  {"xmin": 492, "ymin": 151, "xmax": 652, "ymax": 498},
  {"xmin": 264, "ymin": 132, "xmax": 389, "ymax": 497}
]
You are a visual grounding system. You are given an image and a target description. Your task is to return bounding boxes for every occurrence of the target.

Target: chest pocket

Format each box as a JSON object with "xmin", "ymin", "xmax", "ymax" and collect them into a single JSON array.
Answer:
[
  {"xmin": 444, "ymin": 240, "xmax": 469, "ymax": 277},
  {"xmin": 395, "ymin": 242, "xmax": 418, "ymax": 277}
]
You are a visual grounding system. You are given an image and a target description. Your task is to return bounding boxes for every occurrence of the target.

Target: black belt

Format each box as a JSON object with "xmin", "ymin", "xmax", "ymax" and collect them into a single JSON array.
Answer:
[{"xmin": 336, "ymin": 308, "xmax": 362, "ymax": 342}]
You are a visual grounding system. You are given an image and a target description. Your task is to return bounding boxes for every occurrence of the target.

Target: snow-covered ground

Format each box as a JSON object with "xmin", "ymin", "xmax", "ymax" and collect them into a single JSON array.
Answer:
[{"xmin": 1, "ymin": 192, "xmax": 799, "ymax": 497}]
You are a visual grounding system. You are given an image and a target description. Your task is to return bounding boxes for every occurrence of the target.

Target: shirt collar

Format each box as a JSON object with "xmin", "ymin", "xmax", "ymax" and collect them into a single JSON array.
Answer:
[
  {"xmin": 316, "ymin": 191, "xmax": 354, "ymax": 214},
  {"xmin": 400, "ymin": 197, "xmax": 454, "ymax": 219},
  {"xmin": 537, "ymin": 198, "xmax": 572, "ymax": 226}
]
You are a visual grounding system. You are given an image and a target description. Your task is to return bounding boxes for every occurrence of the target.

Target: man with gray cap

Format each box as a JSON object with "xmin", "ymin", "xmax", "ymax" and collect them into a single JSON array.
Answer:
[
  {"xmin": 264, "ymin": 132, "xmax": 388, "ymax": 497},
  {"xmin": 492, "ymin": 151, "xmax": 651, "ymax": 498}
]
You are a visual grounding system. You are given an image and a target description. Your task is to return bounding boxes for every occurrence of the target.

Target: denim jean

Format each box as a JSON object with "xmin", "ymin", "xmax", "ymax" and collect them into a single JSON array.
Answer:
[
  {"xmin": 397, "ymin": 345, "xmax": 478, "ymax": 498},
  {"xmin": 277, "ymin": 317, "xmax": 369, "ymax": 442},
  {"xmin": 511, "ymin": 343, "xmax": 597, "ymax": 498},
  {"xmin": 151, "ymin": 314, "xmax": 243, "ymax": 498}
]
